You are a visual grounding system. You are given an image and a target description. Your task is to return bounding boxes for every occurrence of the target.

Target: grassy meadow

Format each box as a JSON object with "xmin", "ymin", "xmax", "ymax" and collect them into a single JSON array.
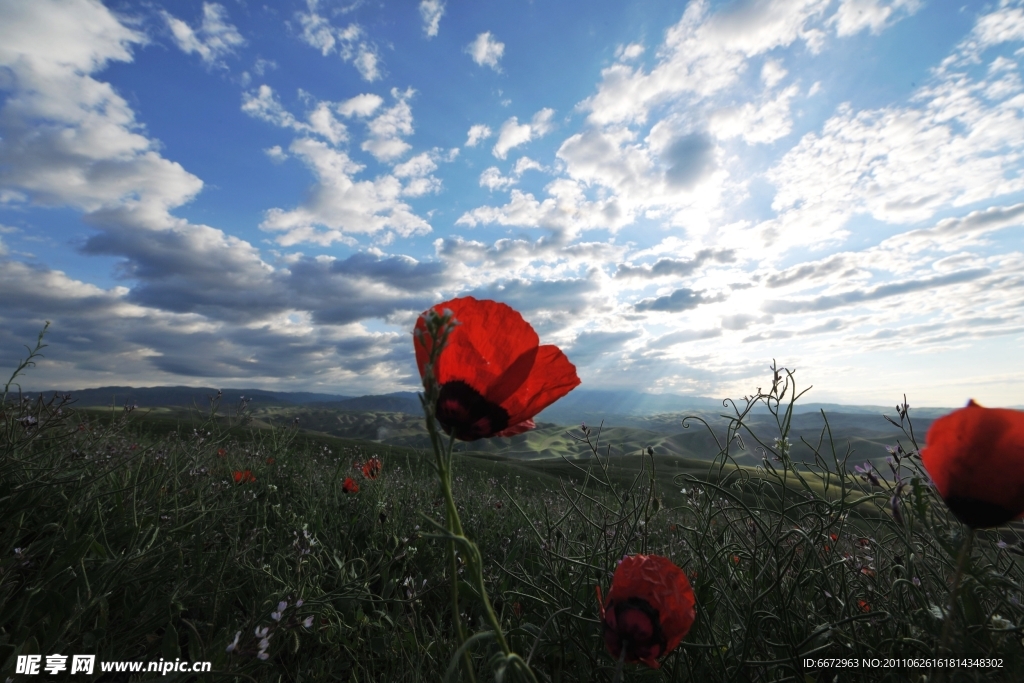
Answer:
[{"xmin": 2, "ymin": 345, "xmax": 1024, "ymax": 681}]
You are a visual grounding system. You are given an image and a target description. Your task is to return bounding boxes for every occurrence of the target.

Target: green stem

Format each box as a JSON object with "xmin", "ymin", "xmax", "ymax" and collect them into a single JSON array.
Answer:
[
  {"xmin": 418, "ymin": 310, "xmax": 530, "ymax": 681},
  {"xmin": 935, "ymin": 527, "xmax": 974, "ymax": 682}
]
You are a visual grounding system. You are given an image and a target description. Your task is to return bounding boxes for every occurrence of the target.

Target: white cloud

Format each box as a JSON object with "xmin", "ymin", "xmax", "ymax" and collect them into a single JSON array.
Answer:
[
  {"xmin": 466, "ymin": 124, "xmax": 492, "ymax": 147},
  {"xmin": 242, "ymin": 85, "xmax": 348, "ymax": 145},
  {"xmin": 419, "ymin": 0, "xmax": 445, "ymax": 38},
  {"xmin": 456, "ymin": 180, "xmax": 632, "ymax": 241},
  {"xmin": 492, "ymin": 108, "xmax": 555, "ymax": 159},
  {"xmin": 479, "ymin": 167, "xmax": 516, "ymax": 191},
  {"xmin": 615, "ymin": 42, "xmax": 645, "ymax": 61},
  {"xmin": 361, "ymin": 88, "xmax": 415, "ymax": 161},
  {"xmin": 338, "ymin": 93, "xmax": 384, "ymax": 118},
  {"xmin": 295, "ymin": 0, "xmax": 382, "ymax": 81},
  {"xmin": 761, "ymin": 58, "xmax": 787, "ymax": 87},
  {"xmin": 260, "ymin": 138, "xmax": 430, "ymax": 245},
  {"xmin": 513, "ymin": 157, "xmax": 544, "ymax": 175},
  {"xmin": 709, "ymin": 84, "xmax": 799, "ymax": 144},
  {"xmin": 466, "ymin": 31, "xmax": 505, "ymax": 71},
  {"xmin": 762, "ymin": 21, "xmax": 1024, "ymax": 251},
  {"xmin": 579, "ymin": 0, "xmax": 831, "ymax": 126},
  {"xmin": 162, "ymin": 2, "xmax": 245, "ymax": 67},
  {"xmin": 831, "ymin": 0, "xmax": 923, "ymax": 37},
  {"xmin": 492, "ymin": 118, "xmax": 532, "ymax": 159},
  {"xmin": 972, "ymin": 4, "xmax": 1024, "ymax": 47},
  {"xmin": 393, "ymin": 152, "xmax": 437, "ymax": 178},
  {"xmin": 0, "ymin": 0, "xmax": 202, "ymax": 216},
  {"xmin": 265, "ymin": 145, "xmax": 288, "ymax": 163}
]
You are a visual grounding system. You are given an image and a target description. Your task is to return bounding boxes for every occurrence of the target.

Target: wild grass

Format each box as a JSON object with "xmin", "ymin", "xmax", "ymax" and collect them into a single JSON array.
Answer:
[{"xmin": 2, "ymin": 331, "xmax": 1023, "ymax": 682}]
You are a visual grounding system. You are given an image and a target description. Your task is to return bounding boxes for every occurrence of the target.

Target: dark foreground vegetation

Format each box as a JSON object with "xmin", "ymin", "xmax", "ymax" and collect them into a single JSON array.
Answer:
[{"xmin": 2, "ymin": 338, "xmax": 1023, "ymax": 682}]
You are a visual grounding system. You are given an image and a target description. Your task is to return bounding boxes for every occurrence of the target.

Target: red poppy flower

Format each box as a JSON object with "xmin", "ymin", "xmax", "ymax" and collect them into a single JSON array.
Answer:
[
  {"xmin": 361, "ymin": 456, "xmax": 382, "ymax": 480},
  {"xmin": 233, "ymin": 470, "xmax": 255, "ymax": 484},
  {"xmin": 597, "ymin": 554, "xmax": 696, "ymax": 669},
  {"xmin": 921, "ymin": 399, "xmax": 1024, "ymax": 528},
  {"xmin": 857, "ymin": 599, "xmax": 871, "ymax": 613},
  {"xmin": 342, "ymin": 477, "xmax": 359, "ymax": 494},
  {"xmin": 414, "ymin": 297, "xmax": 580, "ymax": 441},
  {"xmin": 217, "ymin": 448, "xmax": 227, "ymax": 457}
]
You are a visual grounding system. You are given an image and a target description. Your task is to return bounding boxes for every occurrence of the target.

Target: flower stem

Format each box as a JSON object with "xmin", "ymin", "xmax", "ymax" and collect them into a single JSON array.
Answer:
[
  {"xmin": 935, "ymin": 527, "xmax": 974, "ymax": 682},
  {"xmin": 611, "ymin": 643, "xmax": 627, "ymax": 683},
  {"xmin": 417, "ymin": 308, "xmax": 531, "ymax": 681}
]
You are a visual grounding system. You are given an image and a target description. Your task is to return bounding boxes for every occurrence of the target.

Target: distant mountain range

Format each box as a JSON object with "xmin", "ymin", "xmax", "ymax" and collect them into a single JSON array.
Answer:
[{"xmin": 21, "ymin": 384, "xmax": 972, "ymax": 421}]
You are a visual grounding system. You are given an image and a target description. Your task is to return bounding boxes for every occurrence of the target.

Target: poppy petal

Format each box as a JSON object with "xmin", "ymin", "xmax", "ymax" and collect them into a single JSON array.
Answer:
[
  {"xmin": 489, "ymin": 346, "xmax": 581, "ymax": 427},
  {"xmin": 415, "ymin": 297, "xmax": 539, "ymax": 390},
  {"xmin": 921, "ymin": 400, "xmax": 1024, "ymax": 528},
  {"xmin": 601, "ymin": 554, "xmax": 696, "ymax": 668},
  {"xmin": 414, "ymin": 297, "xmax": 580, "ymax": 441}
]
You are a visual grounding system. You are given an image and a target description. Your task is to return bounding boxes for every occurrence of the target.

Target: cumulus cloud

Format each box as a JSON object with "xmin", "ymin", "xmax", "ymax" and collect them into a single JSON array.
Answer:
[
  {"xmin": 361, "ymin": 88, "xmax": 416, "ymax": 161},
  {"xmin": 762, "ymin": 269, "xmax": 990, "ymax": 314},
  {"xmin": 565, "ymin": 330, "xmax": 641, "ymax": 365},
  {"xmin": 579, "ymin": 0, "xmax": 831, "ymax": 126},
  {"xmin": 615, "ymin": 42, "xmax": 645, "ymax": 61},
  {"xmin": 830, "ymin": 0, "xmax": 922, "ymax": 37},
  {"xmin": 479, "ymin": 167, "xmax": 516, "ymax": 191},
  {"xmin": 615, "ymin": 249, "xmax": 736, "ymax": 279},
  {"xmin": 162, "ymin": 2, "xmax": 245, "ymax": 67},
  {"xmin": 242, "ymin": 85, "xmax": 349, "ymax": 145},
  {"xmin": 419, "ymin": 0, "xmax": 445, "ymax": 38},
  {"xmin": 265, "ymin": 145, "xmax": 288, "ymax": 162},
  {"xmin": 709, "ymin": 84, "xmax": 800, "ymax": 144},
  {"xmin": 762, "ymin": 44, "xmax": 1024, "ymax": 250},
  {"xmin": 634, "ymin": 287, "xmax": 727, "ymax": 312},
  {"xmin": 646, "ymin": 328, "xmax": 722, "ymax": 349},
  {"xmin": 259, "ymin": 138, "xmax": 430, "ymax": 245},
  {"xmin": 466, "ymin": 31, "xmax": 505, "ymax": 70},
  {"xmin": 0, "ymin": 0, "xmax": 201, "ymax": 216},
  {"xmin": 244, "ymin": 86, "xmax": 431, "ymax": 243},
  {"xmin": 466, "ymin": 124, "xmax": 492, "ymax": 147},
  {"xmin": 492, "ymin": 108, "xmax": 556, "ymax": 159},
  {"xmin": 338, "ymin": 93, "xmax": 384, "ymax": 118},
  {"xmin": 295, "ymin": 0, "xmax": 381, "ymax": 81},
  {"xmin": 456, "ymin": 180, "xmax": 631, "ymax": 240}
]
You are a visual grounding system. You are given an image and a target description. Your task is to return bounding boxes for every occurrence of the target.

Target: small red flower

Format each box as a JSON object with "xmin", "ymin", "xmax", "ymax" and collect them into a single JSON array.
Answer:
[
  {"xmin": 921, "ymin": 400, "xmax": 1024, "ymax": 528},
  {"xmin": 731, "ymin": 555, "xmax": 740, "ymax": 565},
  {"xmin": 361, "ymin": 456, "xmax": 382, "ymax": 480},
  {"xmin": 414, "ymin": 297, "xmax": 580, "ymax": 441},
  {"xmin": 217, "ymin": 448, "xmax": 227, "ymax": 457},
  {"xmin": 857, "ymin": 599, "xmax": 871, "ymax": 613},
  {"xmin": 266, "ymin": 457, "xmax": 275, "ymax": 464},
  {"xmin": 342, "ymin": 477, "xmax": 359, "ymax": 494},
  {"xmin": 233, "ymin": 470, "xmax": 255, "ymax": 484},
  {"xmin": 597, "ymin": 554, "xmax": 696, "ymax": 669},
  {"xmin": 830, "ymin": 533, "xmax": 838, "ymax": 542}
]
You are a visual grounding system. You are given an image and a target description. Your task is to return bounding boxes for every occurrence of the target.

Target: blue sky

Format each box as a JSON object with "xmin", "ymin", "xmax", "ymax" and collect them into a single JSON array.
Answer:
[{"xmin": 1, "ymin": 0, "xmax": 1022, "ymax": 407}]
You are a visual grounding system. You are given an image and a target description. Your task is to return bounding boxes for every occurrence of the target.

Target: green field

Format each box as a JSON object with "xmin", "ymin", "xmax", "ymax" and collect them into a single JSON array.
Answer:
[{"xmin": 4, "ymin": 373, "xmax": 1023, "ymax": 683}]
